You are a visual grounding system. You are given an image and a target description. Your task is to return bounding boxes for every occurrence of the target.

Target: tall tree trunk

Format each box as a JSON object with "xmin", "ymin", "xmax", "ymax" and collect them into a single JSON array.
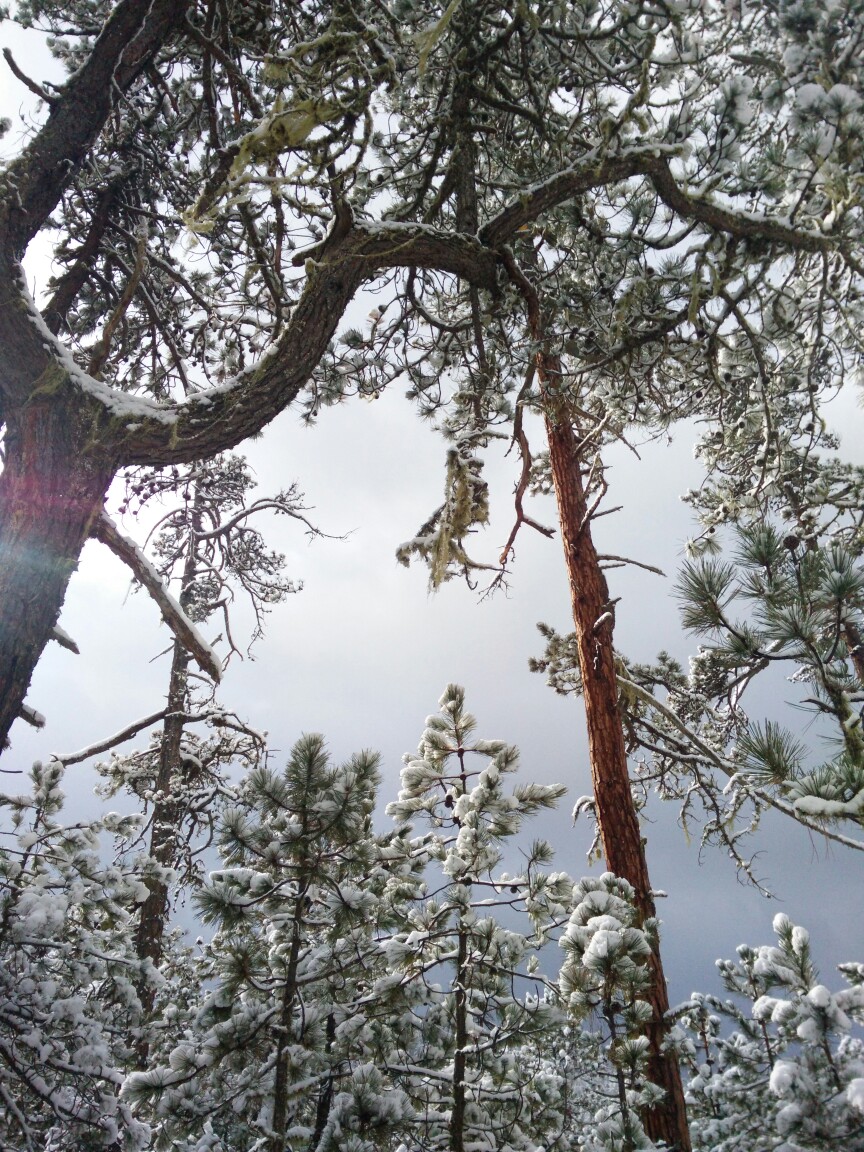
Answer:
[
  {"xmin": 135, "ymin": 492, "xmax": 201, "ymax": 1028},
  {"xmin": 503, "ymin": 250, "xmax": 691, "ymax": 1149},
  {"xmin": 0, "ymin": 401, "xmax": 114, "ymax": 749},
  {"xmin": 270, "ymin": 889, "xmax": 307, "ymax": 1152},
  {"xmin": 134, "ymin": 639, "xmax": 190, "ymax": 979},
  {"xmin": 542, "ymin": 364, "xmax": 691, "ymax": 1152},
  {"xmin": 450, "ymin": 925, "xmax": 469, "ymax": 1152}
]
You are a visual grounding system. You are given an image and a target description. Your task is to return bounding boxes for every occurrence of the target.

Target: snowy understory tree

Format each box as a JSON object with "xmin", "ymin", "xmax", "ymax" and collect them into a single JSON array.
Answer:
[
  {"xmin": 384, "ymin": 684, "xmax": 574, "ymax": 1152},
  {"xmin": 0, "ymin": 760, "xmax": 151, "ymax": 1151},
  {"xmin": 121, "ymin": 732, "xmax": 420, "ymax": 1152},
  {"xmin": 559, "ymin": 873, "xmax": 666, "ymax": 1152},
  {"xmin": 681, "ymin": 914, "xmax": 864, "ymax": 1152},
  {"xmin": 2, "ymin": 688, "xmax": 864, "ymax": 1151}
]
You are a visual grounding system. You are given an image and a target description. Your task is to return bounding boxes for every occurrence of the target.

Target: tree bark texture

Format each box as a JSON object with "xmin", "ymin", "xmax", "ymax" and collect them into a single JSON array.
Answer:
[
  {"xmin": 0, "ymin": 400, "xmax": 114, "ymax": 747},
  {"xmin": 541, "ymin": 358, "xmax": 691, "ymax": 1152},
  {"xmin": 134, "ymin": 639, "xmax": 190, "ymax": 975},
  {"xmin": 450, "ymin": 926, "xmax": 469, "ymax": 1152}
]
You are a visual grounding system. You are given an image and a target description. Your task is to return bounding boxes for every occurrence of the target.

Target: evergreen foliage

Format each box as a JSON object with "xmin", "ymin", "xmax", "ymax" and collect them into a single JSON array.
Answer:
[
  {"xmin": 682, "ymin": 915, "xmax": 864, "ymax": 1152},
  {"xmin": 0, "ymin": 761, "xmax": 150, "ymax": 1150},
  {"xmin": 385, "ymin": 684, "xmax": 573, "ymax": 1151},
  {"xmin": 1, "ymin": 691, "xmax": 862, "ymax": 1151}
]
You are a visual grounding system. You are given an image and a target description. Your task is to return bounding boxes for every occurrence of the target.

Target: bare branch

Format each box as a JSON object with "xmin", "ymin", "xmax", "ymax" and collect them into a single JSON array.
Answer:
[
  {"xmin": 91, "ymin": 512, "xmax": 222, "ymax": 684},
  {"xmin": 51, "ymin": 706, "xmax": 240, "ymax": 766},
  {"xmin": 597, "ymin": 554, "xmax": 666, "ymax": 577},
  {"xmin": 2, "ymin": 48, "xmax": 56, "ymax": 105},
  {"xmin": 53, "ymin": 709, "xmax": 168, "ymax": 766}
]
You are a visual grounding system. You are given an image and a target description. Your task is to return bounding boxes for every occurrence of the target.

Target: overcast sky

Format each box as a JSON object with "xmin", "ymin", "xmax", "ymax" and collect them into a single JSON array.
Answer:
[
  {"xmin": 2, "ymin": 13, "xmax": 862, "ymax": 1009},
  {"xmin": 6, "ymin": 377, "xmax": 864, "ymax": 1006}
]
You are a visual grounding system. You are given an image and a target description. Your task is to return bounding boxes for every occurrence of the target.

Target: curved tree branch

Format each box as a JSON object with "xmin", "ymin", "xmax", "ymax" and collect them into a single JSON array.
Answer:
[{"xmin": 617, "ymin": 674, "xmax": 864, "ymax": 853}]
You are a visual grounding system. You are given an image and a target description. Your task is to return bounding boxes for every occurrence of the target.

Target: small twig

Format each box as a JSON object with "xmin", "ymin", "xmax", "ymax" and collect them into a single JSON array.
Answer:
[
  {"xmin": 499, "ymin": 381, "xmax": 555, "ymax": 565},
  {"xmin": 2, "ymin": 48, "xmax": 56, "ymax": 105},
  {"xmin": 87, "ymin": 232, "xmax": 148, "ymax": 377},
  {"xmin": 579, "ymin": 474, "xmax": 609, "ymax": 534},
  {"xmin": 597, "ymin": 554, "xmax": 666, "ymax": 577}
]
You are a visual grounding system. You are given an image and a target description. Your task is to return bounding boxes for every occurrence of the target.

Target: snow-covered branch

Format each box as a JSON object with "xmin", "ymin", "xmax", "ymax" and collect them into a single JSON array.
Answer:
[
  {"xmin": 92, "ymin": 512, "xmax": 222, "ymax": 684},
  {"xmin": 617, "ymin": 674, "xmax": 864, "ymax": 853}
]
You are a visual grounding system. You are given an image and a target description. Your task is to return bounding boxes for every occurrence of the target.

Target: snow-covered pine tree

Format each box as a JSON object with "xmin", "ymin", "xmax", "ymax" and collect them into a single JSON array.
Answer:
[
  {"xmin": 559, "ymin": 872, "xmax": 669, "ymax": 1152},
  {"xmin": 385, "ymin": 684, "xmax": 574, "ymax": 1152},
  {"xmin": 681, "ymin": 915, "xmax": 864, "ymax": 1152},
  {"xmin": 0, "ymin": 760, "xmax": 150, "ymax": 1150},
  {"xmin": 122, "ymin": 733, "xmax": 420, "ymax": 1152}
]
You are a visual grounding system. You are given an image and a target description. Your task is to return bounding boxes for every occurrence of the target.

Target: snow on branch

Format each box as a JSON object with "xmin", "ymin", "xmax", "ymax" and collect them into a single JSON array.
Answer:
[
  {"xmin": 92, "ymin": 512, "xmax": 222, "ymax": 684},
  {"xmin": 19, "ymin": 704, "xmax": 45, "ymax": 729},
  {"xmin": 50, "ymin": 625, "xmax": 80, "ymax": 655},
  {"xmin": 51, "ymin": 708, "xmax": 168, "ymax": 767},
  {"xmin": 51, "ymin": 706, "xmax": 244, "ymax": 767},
  {"xmin": 617, "ymin": 674, "xmax": 864, "ymax": 853}
]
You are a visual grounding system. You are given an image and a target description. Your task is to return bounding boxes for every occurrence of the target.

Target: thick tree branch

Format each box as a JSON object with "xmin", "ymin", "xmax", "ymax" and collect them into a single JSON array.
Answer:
[
  {"xmin": 104, "ymin": 223, "xmax": 498, "ymax": 466},
  {"xmin": 91, "ymin": 512, "xmax": 222, "ymax": 684},
  {"xmin": 480, "ymin": 150, "xmax": 667, "ymax": 246},
  {"xmin": 644, "ymin": 156, "xmax": 836, "ymax": 255},
  {"xmin": 480, "ymin": 148, "xmax": 839, "ymax": 257},
  {"xmin": 0, "ymin": 0, "xmax": 190, "ymax": 258}
]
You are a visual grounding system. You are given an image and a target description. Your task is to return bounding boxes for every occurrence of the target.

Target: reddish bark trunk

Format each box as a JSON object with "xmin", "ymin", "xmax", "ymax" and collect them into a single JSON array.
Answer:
[
  {"xmin": 0, "ymin": 401, "xmax": 114, "ymax": 749},
  {"xmin": 503, "ymin": 246, "xmax": 690, "ymax": 1147},
  {"xmin": 545, "ymin": 401, "xmax": 690, "ymax": 1150},
  {"xmin": 538, "ymin": 356, "xmax": 691, "ymax": 1151}
]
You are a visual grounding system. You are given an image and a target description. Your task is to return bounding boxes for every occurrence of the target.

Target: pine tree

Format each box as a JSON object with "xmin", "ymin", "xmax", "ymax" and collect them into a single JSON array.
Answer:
[
  {"xmin": 386, "ymin": 684, "xmax": 573, "ymax": 1152},
  {"xmin": 122, "ymin": 733, "xmax": 419, "ymax": 1152},
  {"xmin": 682, "ymin": 915, "xmax": 864, "ymax": 1152},
  {"xmin": 0, "ymin": 761, "xmax": 150, "ymax": 1150},
  {"xmin": 677, "ymin": 525, "xmax": 864, "ymax": 823},
  {"xmin": 559, "ymin": 872, "xmax": 676, "ymax": 1152}
]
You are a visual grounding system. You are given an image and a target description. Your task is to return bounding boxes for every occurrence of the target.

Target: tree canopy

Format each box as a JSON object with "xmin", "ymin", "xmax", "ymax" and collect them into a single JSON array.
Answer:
[{"xmin": 2, "ymin": 1, "xmax": 864, "ymax": 1149}]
